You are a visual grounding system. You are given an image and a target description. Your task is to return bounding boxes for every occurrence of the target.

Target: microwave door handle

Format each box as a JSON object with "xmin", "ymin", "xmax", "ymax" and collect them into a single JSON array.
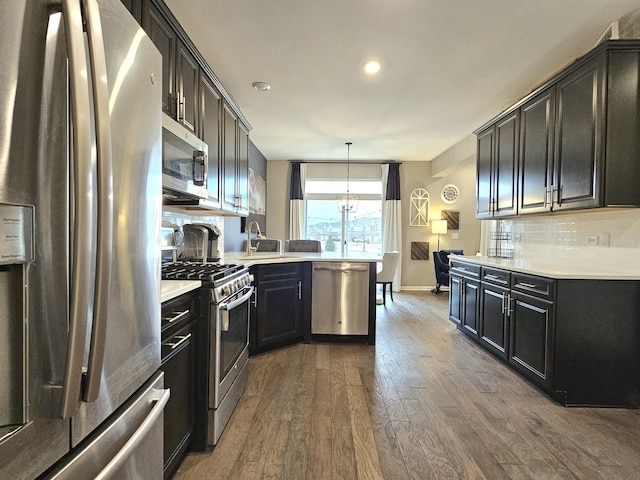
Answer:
[
  {"xmin": 193, "ymin": 150, "xmax": 206, "ymax": 186},
  {"xmin": 59, "ymin": 0, "xmax": 96, "ymax": 419},
  {"xmin": 82, "ymin": 0, "xmax": 114, "ymax": 403}
]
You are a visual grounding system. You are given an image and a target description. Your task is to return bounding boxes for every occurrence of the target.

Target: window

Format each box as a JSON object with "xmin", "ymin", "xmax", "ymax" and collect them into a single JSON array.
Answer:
[{"xmin": 305, "ymin": 179, "xmax": 382, "ymax": 255}]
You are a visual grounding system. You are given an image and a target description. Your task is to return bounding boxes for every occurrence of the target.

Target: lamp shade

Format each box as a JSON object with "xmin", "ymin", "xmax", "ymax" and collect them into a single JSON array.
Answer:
[{"xmin": 431, "ymin": 219, "xmax": 448, "ymax": 235}]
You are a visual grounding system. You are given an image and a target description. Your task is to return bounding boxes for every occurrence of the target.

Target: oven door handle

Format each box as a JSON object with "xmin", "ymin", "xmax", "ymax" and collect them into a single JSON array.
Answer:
[
  {"xmin": 219, "ymin": 286, "xmax": 254, "ymax": 312},
  {"xmin": 219, "ymin": 286, "xmax": 254, "ymax": 332}
]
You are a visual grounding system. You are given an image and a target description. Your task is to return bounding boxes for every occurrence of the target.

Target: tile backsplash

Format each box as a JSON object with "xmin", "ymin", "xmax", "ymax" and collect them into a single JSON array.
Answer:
[
  {"xmin": 162, "ymin": 209, "xmax": 225, "ymax": 259},
  {"xmin": 483, "ymin": 209, "xmax": 640, "ymax": 264}
]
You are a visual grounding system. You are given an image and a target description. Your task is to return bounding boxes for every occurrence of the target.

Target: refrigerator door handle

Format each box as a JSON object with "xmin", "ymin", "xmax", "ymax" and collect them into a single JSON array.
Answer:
[
  {"xmin": 94, "ymin": 388, "xmax": 170, "ymax": 480},
  {"xmin": 60, "ymin": 0, "xmax": 97, "ymax": 419},
  {"xmin": 81, "ymin": 0, "xmax": 114, "ymax": 403}
]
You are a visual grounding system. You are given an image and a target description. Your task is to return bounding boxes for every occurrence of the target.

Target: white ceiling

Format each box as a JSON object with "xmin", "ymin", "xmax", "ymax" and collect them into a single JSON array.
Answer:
[{"xmin": 165, "ymin": 0, "xmax": 640, "ymax": 163}]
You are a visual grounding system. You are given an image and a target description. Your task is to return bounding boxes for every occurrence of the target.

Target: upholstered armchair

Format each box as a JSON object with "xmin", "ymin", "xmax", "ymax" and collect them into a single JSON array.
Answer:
[
  {"xmin": 432, "ymin": 249, "xmax": 464, "ymax": 294},
  {"xmin": 285, "ymin": 239, "xmax": 322, "ymax": 252},
  {"xmin": 242, "ymin": 238, "xmax": 282, "ymax": 253}
]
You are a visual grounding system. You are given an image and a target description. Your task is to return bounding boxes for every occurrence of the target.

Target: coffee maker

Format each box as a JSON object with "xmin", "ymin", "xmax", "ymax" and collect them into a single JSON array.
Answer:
[{"xmin": 181, "ymin": 223, "xmax": 221, "ymax": 262}]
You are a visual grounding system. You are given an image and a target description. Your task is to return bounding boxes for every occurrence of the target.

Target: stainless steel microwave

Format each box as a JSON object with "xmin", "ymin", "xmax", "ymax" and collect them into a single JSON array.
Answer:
[{"xmin": 162, "ymin": 113, "xmax": 209, "ymax": 201}]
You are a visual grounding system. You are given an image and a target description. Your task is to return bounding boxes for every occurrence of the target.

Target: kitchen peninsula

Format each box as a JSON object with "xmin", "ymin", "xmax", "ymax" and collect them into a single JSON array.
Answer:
[
  {"xmin": 448, "ymin": 253, "xmax": 640, "ymax": 408},
  {"xmin": 226, "ymin": 251, "xmax": 381, "ymax": 354}
]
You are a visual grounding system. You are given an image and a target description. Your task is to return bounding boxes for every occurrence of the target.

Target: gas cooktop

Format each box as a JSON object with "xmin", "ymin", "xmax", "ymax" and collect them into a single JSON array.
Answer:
[{"xmin": 161, "ymin": 261, "xmax": 244, "ymax": 283}]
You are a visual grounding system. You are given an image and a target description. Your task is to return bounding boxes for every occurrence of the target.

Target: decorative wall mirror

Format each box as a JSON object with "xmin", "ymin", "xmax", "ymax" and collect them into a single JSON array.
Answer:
[{"xmin": 409, "ymin": 188, "xmax": 429, "ymax": 226}]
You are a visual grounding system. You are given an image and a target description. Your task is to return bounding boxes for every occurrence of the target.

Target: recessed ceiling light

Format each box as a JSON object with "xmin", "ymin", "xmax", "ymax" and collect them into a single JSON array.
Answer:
[
  {"xmin": 252, "ymin": 81, "xmax": 271, "ymax": 91},
  {"xmin": 363, "ymin": 60, "xmax": 381, "ymax": 75}
]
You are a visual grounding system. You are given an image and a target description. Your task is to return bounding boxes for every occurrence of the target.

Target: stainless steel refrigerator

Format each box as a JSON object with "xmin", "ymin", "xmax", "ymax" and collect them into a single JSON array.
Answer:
[{"xmin": 0, "ymin": 0, "xmax": 167, "ymax": 478}]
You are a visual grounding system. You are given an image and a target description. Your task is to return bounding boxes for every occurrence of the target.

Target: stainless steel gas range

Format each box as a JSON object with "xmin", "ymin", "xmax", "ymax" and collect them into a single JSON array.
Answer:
[{"xmin": 161, "ymin": 261, "xmax": 253, "ymax": 448}]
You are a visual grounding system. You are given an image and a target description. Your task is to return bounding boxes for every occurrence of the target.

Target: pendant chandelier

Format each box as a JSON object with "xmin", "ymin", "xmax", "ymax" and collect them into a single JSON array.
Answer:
[{"xmin": 337, "ymin": 142, "xmax": 359, "ymax": 212}]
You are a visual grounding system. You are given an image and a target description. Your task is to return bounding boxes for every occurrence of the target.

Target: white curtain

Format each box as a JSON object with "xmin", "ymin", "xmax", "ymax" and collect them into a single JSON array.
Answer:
[
  {"xmin": 381, "ymin": 163, "xmax": 402, "ymax": 292},
  {"xmin": 289, "ymin": 163, "xmax": 307, "ymax": 240}
]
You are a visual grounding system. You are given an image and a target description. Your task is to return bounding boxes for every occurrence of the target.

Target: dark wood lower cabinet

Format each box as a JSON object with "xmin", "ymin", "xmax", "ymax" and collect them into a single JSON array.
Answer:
[
  {"xmin": 479, "ymin": 285, "xmax": 509, "ymax": 359},
  {"xmin": 450, "ymin": 260, "xmax": 640, "ymax": 407},
  {"xmin": 250, "ymin": 263, "xmax": 309, "ymax": 355},
  {"xmin": 160, "ymin": 293, "xmax": 198, "ymax": 479},
  {"xmin": 509, "ymin": 292, "xmax": 554, "ymax": 389},
  {"xmin": 448, "ymin": 275, "xmax": 462, "ymax": 326},
  {"xmin": 461, "ymin": 280, "xmax": 479, "ymax": 338}
]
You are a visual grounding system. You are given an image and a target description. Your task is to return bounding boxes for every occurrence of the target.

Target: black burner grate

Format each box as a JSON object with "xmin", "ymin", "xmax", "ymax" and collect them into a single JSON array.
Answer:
[{"xmin": 161, "ymin": 261, "xmax": 241, "ymax": 282}]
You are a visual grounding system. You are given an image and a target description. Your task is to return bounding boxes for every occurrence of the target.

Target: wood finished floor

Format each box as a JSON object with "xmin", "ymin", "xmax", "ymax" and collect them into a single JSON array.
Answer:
[{"xmin": 174, "ymin": 291, "xmax": 640, "ymax": 480}]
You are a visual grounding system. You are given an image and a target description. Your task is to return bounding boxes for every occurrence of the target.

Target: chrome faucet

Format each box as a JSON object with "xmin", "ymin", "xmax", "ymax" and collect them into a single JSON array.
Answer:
[{"xmin": 246, "ymin": 221, "xmax": 262, "ymax": 256}]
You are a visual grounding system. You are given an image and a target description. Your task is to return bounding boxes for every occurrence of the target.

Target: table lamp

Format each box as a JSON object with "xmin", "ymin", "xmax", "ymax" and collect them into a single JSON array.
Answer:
[{"xmin": 432, "ymin": 219, "xmax": 448, "ymax": 251}]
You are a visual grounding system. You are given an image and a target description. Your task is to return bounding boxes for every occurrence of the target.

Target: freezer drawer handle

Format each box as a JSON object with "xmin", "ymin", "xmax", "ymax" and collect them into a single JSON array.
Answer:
[{"xmin": 94, "ymin": 388, "xmax": 170, "ymax": 480}]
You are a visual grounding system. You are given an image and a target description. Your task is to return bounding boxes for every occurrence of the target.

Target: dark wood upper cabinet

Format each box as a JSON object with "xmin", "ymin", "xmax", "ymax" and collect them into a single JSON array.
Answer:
[
  {"xmin": 519, "ymin": 88, "xmax": 555, "ymax": 214},
  {"xmin": 141, "ymin": 1, "xmax": 176, "ymax": 116},
  {"xmin": 222, "ymin": 104, "xmax": 238, "ymax": 212},
  {"xmin": 176, "ymin": 41, "xmax": 199, "ymax": 133},
  {"xmin": 494, "ymin": 112, "xmax": 519, "ymax": 216},
  {"xmin": 199, "ymin": 73, "xmax": 222, "ymax": 206},
  {"xmin": 475, "ymin": 127, "xmax": 494, "ymax": 219},
  {"xmin": 553, "ymin": 57, "xmax": 605, "ymax": 211},
  {"xmin": 475, "ymin": 111, "xmax": 518, "ymax": 218},
  {"xmin": 476, "ymin": 41, "xmax": 640, "ymax": 218},
  {"xmin": 140, "ymin": 0, "xmax": 252, "ymax": 214},
  {"xmin": 237, "ymin": 123, "xmax": 249, "ymax": 216}
]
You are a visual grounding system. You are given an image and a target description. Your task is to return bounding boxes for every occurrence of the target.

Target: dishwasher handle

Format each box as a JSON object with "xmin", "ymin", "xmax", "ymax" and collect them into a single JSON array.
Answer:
[{"xmin": 313, "ymin": 264, "xmax": 369, "ymax": 272}]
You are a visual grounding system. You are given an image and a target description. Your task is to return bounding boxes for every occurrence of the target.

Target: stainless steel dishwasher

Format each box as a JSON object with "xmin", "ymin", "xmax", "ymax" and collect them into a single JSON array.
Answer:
[{"xmin": 311, "ymin": 262, "xmax": 369, "ymax": 335}]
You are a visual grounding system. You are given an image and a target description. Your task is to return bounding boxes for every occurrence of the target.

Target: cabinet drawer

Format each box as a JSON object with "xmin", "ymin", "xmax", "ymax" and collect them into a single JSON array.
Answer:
[
  {"xmin": 450, "ymin": 260, "xmax": 481, "ymax": 279},
  {"xmin": 162, "ymin": 292, "xmax": 198, "ymax": 338},
  {"xmin": 511, "ymin": 273, "xmax": 555, "ymax": 300},
  {"xmin": 481, "ymin": 266, "xmax": 510, "ymax": 286},
  {"xmin": 257, "ymin": 263, "xmax": 303, "ymax": 281}
]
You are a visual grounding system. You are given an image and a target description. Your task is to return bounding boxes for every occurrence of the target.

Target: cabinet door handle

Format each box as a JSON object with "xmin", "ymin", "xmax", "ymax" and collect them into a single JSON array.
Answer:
[
  {"xmin": 175, "ymin": 90, "xmax": 181, "ymax": 121},
  {"xmin": 166, "ymin": 333, "xmax": 192, "ymax": 350},
  {"xmin": 298, "ymin": 281, "xmax": 302, "ymax": 300},
  {"xmin": 163, "ymin": 309, "xmax": 190, "ymax": 324},
  {"xmin": 506, "ymin": 295, "xmax": 514, "ymax": 316},
  {"xmin": 501, "ymin": 295, "xmax": 506, "ymax": 314},
  {"xmin": 252, "ymin": 287, "xmax": 258, "ymax": 307},
  {"xmin": 553, "ymin": 185, "xmax": 562, "ymax": 207},
  {"xmin": 518, "ymin": 282, "xmax": 538, "ymax": 289}
]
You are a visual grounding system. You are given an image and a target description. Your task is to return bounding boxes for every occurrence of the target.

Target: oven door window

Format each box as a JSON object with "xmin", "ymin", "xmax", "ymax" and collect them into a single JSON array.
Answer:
[{"xmin": 219, "ymin": 290, "xmax": 250, "ymax": 380}]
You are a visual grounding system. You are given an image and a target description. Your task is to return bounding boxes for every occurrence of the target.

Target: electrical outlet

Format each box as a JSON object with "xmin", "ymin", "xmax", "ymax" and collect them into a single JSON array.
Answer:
[
  {"xmin": 514, "ymin": 233, "xmax": 522, "ymax": 242},
  {"xmin": 451, "ymin": 233, "xmax": 459, "ymax": 240},
  {"xmin": 586, "ymin": 234, "xmax": 599, "ymax": 246},
  {"xmin": 599, "ymin": 233, "xmax": 610, "ymax": 247}
]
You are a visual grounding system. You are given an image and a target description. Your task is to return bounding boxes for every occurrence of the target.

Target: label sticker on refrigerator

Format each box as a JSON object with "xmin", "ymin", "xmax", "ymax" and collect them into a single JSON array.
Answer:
[{"xmin": 0, "ymin": 204, "xmax": 34, "ymax": 264}]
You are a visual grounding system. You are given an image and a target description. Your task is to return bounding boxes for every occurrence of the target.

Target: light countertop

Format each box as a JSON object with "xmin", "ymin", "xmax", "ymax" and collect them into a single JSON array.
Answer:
[
  {"xmin": 161, "ymin": 280, "xmax": 201, "ymax": 303},
  {"xmin": 451, "ymin": 254, "xmax": 640, "ymax": 280},
  {"xmin": 224, "ymin": 251, "xmax": 381, "ymax": 266}
]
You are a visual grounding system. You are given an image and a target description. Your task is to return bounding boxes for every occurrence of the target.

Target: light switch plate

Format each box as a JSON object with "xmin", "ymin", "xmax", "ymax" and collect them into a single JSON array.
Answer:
[
  {"xmin": 586, "ymin": 234, "xmax": 599, "ymax": 246},
  {"xmin": 451, "ymin": 233, "xmax": 459, "ymax": 240},
  {"xmin": 599, "ymin": 233, "xmax": 610, "ymax": 247}
]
